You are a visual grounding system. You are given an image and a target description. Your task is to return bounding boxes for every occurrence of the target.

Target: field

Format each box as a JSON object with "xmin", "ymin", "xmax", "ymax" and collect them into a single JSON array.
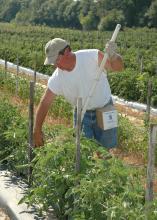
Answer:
[
  {"xmin": 0, "ymin": 68, "xmax": 157, "ymax": 219},
  {"xmin": 0, "ymin": 22, "xmax": 157, "ymax": 219},
  {"xmin": 0, "ymin": 23, "xmax": 157, "ymax": 105}
]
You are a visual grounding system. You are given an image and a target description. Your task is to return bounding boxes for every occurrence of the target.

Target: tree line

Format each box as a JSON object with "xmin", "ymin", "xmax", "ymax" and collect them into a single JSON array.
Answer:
[{"xmin": 0, "ymin": 0, "xmax": 157, "ymax": 30}]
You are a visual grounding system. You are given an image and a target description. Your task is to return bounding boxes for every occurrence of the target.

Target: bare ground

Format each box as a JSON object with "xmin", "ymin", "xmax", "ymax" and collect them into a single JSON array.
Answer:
[{"xmin": 0, "ymin": 208, "xmax": 10, "ymax": 220}]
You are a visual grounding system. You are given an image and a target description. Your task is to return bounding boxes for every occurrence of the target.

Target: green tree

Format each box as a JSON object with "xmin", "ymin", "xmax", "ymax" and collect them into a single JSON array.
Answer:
[
  {"xmin": 79, "ymin": 0, "xmax": 99, "ymax": 30},
  {"xmin": 63, "ymin": 1, "xmax": 81, "ymax": 28},
  {"xmin": 0, "ymin": 0, "xmax": 20, "ymax": 22},
  {"xmin": 98, "ymin": 9, "xmax": 125, "ymax": 31},
  {"xmin": 0, "ymin": 0, "xmax": 154, "ymax": 29},
  {"xmin": 80, "ymin": 11, "xmax": 99, "ymax": 30},
  {"xmin": 96, "ymin": 0, "xmax": 152, "ymax": 27},
  {"xmin": 146, "ymin": 0, "xmax": 157, "ymax": 27}
]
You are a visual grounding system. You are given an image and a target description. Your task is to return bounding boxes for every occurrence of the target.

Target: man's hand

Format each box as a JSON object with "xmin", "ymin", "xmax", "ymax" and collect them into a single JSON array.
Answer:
[
  {"xmin": 33, "ymin": 88, "xmax": 56, "ymax": 148},
  {"xmin": 33, "ymin": 130, "xmax": 44, "ymax": 147},
  {"xmin": 98, "ymin": 50, "xmax": 123, "ymax": 72},
  {"xmin": 105, "ymin": 41, "xmax": 117, "ymax": 58}
]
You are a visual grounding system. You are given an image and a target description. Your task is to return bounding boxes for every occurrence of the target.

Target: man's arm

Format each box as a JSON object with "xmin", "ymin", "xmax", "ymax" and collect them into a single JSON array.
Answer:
[
  {"xmin": 98, "ymin": 51, "xmax": 124, "ymax": 72},
  {"xmin": 33, "ymin": 88, "xmax": 56, "ymax": 147}
]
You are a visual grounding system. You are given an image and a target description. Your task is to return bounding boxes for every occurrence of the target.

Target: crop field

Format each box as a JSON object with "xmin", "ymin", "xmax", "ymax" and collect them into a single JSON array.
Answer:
[
  {"xmin": 0, "ymin": 68, "xmax": 157, "ymax": 219},
  {"xmin": 0, "ymin": 23, "xmax": 157, "ymax": 105},
  {"xmin": 0, "ymin": 22, "xmax": 157, "ymax": 219}
]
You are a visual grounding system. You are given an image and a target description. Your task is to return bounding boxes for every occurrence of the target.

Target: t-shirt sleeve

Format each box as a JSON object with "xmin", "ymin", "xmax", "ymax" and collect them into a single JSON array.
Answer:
[{"xmin": 47, "ymin": 70, "xmax": 62, "ymax": 95}]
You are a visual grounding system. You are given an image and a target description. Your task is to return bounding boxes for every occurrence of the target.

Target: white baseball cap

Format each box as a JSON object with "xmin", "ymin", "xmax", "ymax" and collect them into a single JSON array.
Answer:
[{"xmin": 44, "ymin": 38, "xmax": 68, "ymax": 65}]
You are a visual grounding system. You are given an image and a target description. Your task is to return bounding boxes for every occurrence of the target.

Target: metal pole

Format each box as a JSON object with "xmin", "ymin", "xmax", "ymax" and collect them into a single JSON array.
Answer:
[
  {"xmin": 28, "ymin": 81, "xmax": 35, "ymax": 184},
  {"xmin": 75, "ymin": 97, "xmax": 82, "ymax": 173}
]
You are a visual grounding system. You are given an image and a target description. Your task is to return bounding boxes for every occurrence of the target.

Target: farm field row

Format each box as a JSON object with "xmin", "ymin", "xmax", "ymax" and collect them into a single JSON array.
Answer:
[
  {"xmin": 0, "ymin": 23, "xmax": 157, "ymax": 106},
  {"xmin": 0, "ymin": 85, "xmax": 155, "ymax": 220},
  {"xmin": 1, "ymin": 65, "xmax": 157, "ymax": 218}
]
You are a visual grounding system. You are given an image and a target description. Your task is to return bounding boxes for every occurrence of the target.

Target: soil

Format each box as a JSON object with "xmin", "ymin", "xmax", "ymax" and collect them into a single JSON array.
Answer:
[
  {"xmin": 0, "ymin": 208, "xmax": 10, "ymax": 220},
  {"xmin": 115, "ymin": 102, "xmax": 157, "ymax": 125}
]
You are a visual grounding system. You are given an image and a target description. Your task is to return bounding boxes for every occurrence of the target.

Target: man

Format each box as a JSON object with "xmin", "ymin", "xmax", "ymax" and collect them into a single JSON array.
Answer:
[{"xmin": 34, "ymin": 38, "xmax": 123, "ymax": 148}]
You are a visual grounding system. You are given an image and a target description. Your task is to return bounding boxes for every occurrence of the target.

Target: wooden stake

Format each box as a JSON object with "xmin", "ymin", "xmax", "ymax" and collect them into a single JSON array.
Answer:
[
  {"xmin": 5, "ymin": 57, "xmax": 7, "ymax": 74},
  {"xmin": 145, "ymin": 124, "xmax": 157, "ymax": 202},
  {"xmin": 145, "ymin": 79, "xmax": 152, "ymax": 125},
  {"xmin": 75, "ymin": 97, "xmax": 82, "ymax": 173},
  {"xmin": 34, "ymin": 54, "xmax": 37, "ymax": 83},
  {"xmin": 28, "ymin": 81, "xmax": 35, "ymax": 184},
  {"xmin": 16, "ymin": 56, "xmax": 19, "ymax": 96}
]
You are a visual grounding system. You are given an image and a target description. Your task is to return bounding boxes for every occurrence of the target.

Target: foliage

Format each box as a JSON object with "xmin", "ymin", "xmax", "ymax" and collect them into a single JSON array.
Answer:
[
  {"xmin": 80, "ymin": 11, "xmax": 99, "ymax": 31},
  {"xmin": 0, "ymin": 70, "xmax": 73, "ymax": 120},
  {"xmin": 146, "ymin": 0, "xmax": 157, "ymax": 27},
  {"xmin": 0, "ymin": 0, "xmax": 156, "ymax": 29},
  {"xmin": 20, "ymin": 126, "xmax": 155, "ymax": 219},
  {"xmin": 0, "ymin": 20, "xmax": 157, "ymax": 218},
  {"xmin": 1, "ymin": 23, "xmax": 157, "ymax": 105},
  {"xmin": 118, "ymin": 115, "xmax": 148, "ymax": 156},
  {"xmin": 0, "ymin": 97, "xmax": 28, "ymax": 173},
  {"xmin": 0, "ymin": 0, "xmax": 20, "ymax": 22},
  {"xmin": 98, "ymin": 9, "xmax": 125, "ymax": 31},
  {"xmin": 108, "ymin": 70, "xmax": 157, "ymax": 105},
  {"xmin": 0, "ymin": 87, "xmax": 154, "ymax": 219}
]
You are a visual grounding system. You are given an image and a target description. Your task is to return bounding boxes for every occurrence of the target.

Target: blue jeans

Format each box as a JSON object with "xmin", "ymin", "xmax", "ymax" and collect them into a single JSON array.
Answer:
[{"xmin": 74, "ymin": 103, "xmax": 118, "ymax": 148}]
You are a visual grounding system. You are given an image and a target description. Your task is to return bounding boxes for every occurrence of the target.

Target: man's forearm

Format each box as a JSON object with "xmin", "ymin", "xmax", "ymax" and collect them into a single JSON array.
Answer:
[
  {"xmin": 34, "ymin": 101, "xmax": 50, "ymax": 132},
  {"xmin": 34, "ymin": 88, "xmax": 56, "ymax": 132}
]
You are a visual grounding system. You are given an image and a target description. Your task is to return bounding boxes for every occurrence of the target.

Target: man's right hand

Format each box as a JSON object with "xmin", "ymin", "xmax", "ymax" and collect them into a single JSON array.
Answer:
[
  {"xmin": 33, "ymin": 130, "xmax": 44, "ymax": 147},
  {"xmin": 33, "ymin": 88, "xmax": 56, "ymax": 148},
  {"xmin": 105, "ymin": 41, "xmax": 117, "ymax": 58}
]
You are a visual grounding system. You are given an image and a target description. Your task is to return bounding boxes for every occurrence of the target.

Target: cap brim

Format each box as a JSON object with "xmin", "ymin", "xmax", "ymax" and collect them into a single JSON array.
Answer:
[{"xmin": 44, "ymin": 57, "xmax": 53, "ymax": 65}]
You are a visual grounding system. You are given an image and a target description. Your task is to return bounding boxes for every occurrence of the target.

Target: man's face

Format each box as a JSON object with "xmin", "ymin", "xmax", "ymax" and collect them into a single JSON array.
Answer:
[
  {"xmin": 54, "ymin": 54, "xmax": 66, "ymax": 70},
  {"xmin": 54, "ymin": 48, "xmax": 70, "ymax": 71}
]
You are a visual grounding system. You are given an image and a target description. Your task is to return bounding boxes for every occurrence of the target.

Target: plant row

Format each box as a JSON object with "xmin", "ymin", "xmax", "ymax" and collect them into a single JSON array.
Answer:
[
  {"xmin": 0, "ymin": 23, "xmax": 157, "ymax": 74},
  {"xmin": 108, "ymin": 70, "xmax": 157, "ymax": 107},
  {"xmin": 1, "ymin": 93, "xmax": 157, "ymax": 219},
  {"xmin": 0, "ymin": 70, "xmax": 72, "ymax": 120},
  {"xmin": 0, "ymin": 23, "xmax": 157, "ymax": 105}
]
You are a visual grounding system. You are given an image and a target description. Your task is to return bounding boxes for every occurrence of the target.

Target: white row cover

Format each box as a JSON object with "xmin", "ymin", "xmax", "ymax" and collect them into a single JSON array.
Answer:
[
  {"xmin": 112, "ymin": 95, "xmax": 157, "ymax": 115},
  {"xmin": 0, "ymin": 59, "xmax": 49, "ymax": 81},
  {"xmin": 0, "ymin": 59, "xmax": 157, "ymax": 115}
]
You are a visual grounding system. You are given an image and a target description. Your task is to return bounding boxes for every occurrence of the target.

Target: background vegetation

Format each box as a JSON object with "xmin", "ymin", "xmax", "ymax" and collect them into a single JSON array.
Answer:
[
  {"xmin": 0, "ymin": 0, "xmax": 157, "ymax": 30},
  {"xmin": 0, "ymin": 22, "xmax": 157, "ymax": 106}
]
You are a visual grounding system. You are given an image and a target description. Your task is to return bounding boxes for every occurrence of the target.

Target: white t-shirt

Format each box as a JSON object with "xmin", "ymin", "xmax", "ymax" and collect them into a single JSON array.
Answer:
[{"xmin": 48, "ymin": 49, "xmax": 111, "ymax": 110}]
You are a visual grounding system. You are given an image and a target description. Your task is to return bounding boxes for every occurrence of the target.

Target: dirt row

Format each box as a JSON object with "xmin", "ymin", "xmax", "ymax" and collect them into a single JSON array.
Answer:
[{"xmin": 0, "ymin": 208, "xmax": 10, "ymax": 220}]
